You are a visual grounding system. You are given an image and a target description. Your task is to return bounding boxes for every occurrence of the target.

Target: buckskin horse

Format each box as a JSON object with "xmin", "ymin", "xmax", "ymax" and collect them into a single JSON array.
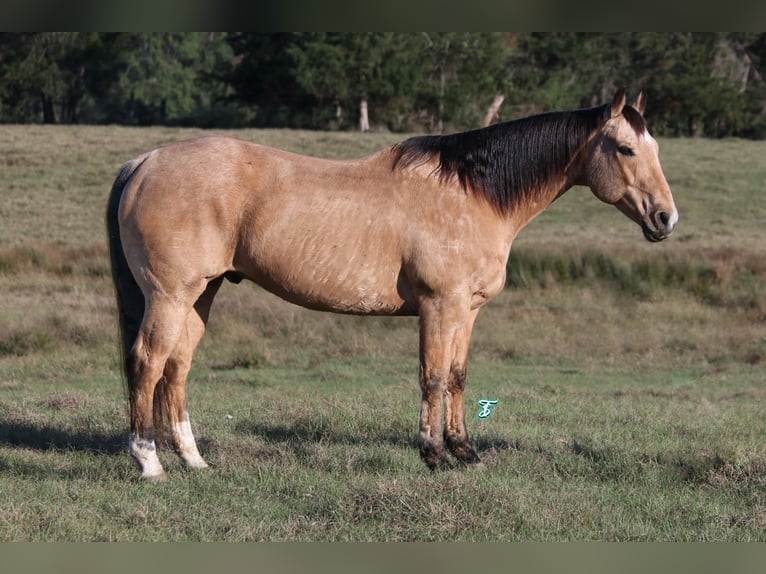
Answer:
[{"xmin": 107, "ymin": 89, "xmax": 677, "ymax": 480}]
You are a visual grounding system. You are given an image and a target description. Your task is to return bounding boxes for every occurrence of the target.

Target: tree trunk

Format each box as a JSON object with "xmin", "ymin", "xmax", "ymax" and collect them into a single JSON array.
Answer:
[
  {"xmin": 482, "ymin": 94, "xmax": 505, "ymax": 127},
  {"xmin": 64, "ymin": 63, "xmax": 86, "ymax": 124},
  {"xmin": 437, "ymin": 69, "xmax": 445, "ymax": 133},
  {"xmin": 41, "ymin": 94, "xmax": 56, "ymax": 124},
  {"xmin": 335, "ymin": 101, "xmax": 343, "ymax": 128},
  {"xmin": 62, "ymin": 96, "xmax": 82, "ymax": 124},
  {"xmin": 359, "ymin": 98, "xmax": 370, "ymax": 132}
]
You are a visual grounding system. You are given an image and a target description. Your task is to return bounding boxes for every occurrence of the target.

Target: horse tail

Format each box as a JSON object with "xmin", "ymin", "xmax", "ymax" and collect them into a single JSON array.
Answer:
[{"xmin": 106, "ymin": 155, "xmax": 149, "ymax": 412}]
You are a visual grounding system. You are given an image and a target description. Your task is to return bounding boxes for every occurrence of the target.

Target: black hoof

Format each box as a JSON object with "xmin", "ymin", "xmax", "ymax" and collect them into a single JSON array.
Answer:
[
  {"xmin": 420, "ymin": 443, "xmax": 452, "ymax": 471},
  {"xmin": 445, "ymin": 436, "xmax": 481, "ymax": 465}
]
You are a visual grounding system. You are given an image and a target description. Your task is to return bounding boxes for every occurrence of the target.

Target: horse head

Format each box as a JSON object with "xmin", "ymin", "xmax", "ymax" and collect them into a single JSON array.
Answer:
[{"xmin": 584, "ymin": 88, "xmax": 678, "ymax": 242}]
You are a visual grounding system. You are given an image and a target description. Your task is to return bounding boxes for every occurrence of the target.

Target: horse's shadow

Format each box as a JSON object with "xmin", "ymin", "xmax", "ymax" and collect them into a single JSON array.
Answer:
[
  {"xmin": 232, "ymin": 417, "xmax": 753, "ymax": 487},
  {"xmin": 0, "ymin": 420, "xmax": 126, "ymax": 479},
  {"xmin": 235, "ymin": 417, "xmax": 521, "ymax": 460},
  {"xmin": 0, "ymin": 421, "xmax": 126, "ymax": 474},
  {"xmin": 0, "ymin": 420, "xmax": 124, "ymax": 454},
  {"xmin": 2, "ymin": 417, "xmax": 731, "ymax": 485}
]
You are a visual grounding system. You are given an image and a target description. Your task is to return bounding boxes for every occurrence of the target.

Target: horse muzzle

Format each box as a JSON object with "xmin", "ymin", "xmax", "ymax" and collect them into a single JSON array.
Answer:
[{"xmin": 641, "ymin": 208, "xmax": 678, "ymax": 242}]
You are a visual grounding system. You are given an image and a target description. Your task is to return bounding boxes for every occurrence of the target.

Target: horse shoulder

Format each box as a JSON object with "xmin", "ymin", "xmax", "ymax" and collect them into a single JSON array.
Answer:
[{"xmin": 399, "ymin": 189, "xmax": 512, "ymax": 307}]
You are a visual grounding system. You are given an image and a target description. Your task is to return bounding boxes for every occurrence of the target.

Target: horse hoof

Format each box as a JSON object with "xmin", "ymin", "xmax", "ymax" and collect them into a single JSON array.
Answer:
[
  {"xmin": 183, "ymin": 458, "xmax": 209, "ymax": 470},
  {"xmin": 446, "ymin": 438, "xmax": 481, "ymax": 465},
  {"xmin": 423, "ymin": 455, "xmax": 454, "ymax": 472},
  {"xmin": 142, "ymin": 471, "xmax": 168, "ymax": 483}
]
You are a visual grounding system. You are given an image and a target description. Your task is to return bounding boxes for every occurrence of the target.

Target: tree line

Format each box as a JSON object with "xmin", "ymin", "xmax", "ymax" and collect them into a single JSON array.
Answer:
[{"xmin": 1, "ymin": 32, "xmax": 765, "ymax": 138}]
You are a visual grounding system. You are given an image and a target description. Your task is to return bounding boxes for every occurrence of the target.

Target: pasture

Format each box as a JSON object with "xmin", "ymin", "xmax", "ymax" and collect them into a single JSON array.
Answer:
[{"xmin": 0, "ymin": 125, "xmax": 764, "ymax": 541}]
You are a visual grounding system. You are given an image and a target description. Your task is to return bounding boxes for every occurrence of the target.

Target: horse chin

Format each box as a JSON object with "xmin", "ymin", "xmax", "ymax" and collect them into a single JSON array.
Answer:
[{"xmin": 641, "ymin": 221, "xmax": 665, "ymax": 243}]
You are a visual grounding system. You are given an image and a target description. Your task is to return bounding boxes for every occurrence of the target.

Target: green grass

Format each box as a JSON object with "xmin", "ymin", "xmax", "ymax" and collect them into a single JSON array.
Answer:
[
  {"xmin": 0, "ymin": 126, "xmax": 764, "ymax": 541},
  {"xmin": 1, "ymin": 353, "xmax": 763, "ymax": 541}
]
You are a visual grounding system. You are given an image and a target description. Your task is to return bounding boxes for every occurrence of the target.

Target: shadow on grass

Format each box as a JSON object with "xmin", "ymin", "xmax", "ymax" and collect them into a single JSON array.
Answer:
[
  {"xmin": 237, "ymin": 416, "xmax": 522, "ymax": 456},
  {"xmin": 0, "ymin": 420, "xmax": 133, "ymax": 480},
  {"xmin": 0, "ymin": 420, "xmax": 124, "ymax": 455},
  {"xmin": 243, "ymin": 416, "xmax": 766, "ymax": 487},
  {"xmin": 239, "ymin": 419, "xmax": 414, "ymax": 449}
]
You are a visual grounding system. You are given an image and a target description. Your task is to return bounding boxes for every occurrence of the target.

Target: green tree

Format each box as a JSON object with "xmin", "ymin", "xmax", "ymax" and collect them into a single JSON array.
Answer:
[
  {"xmin": 414, "ymin": 32, "xmax": 511, "ymax": 132},
  {"xmin": 2, "ymin": 32, "xmax": 765, "ymax": 136},
  {"xmin": 224, "ymin": 33, "xmax": 511, "ymax": 132},
  {"xmin": 222, "ymin": 33, "xmax": 314, "ymax": 128},
  {"xmin": 628, "ymin": 33, "xmax": 751, "ymax": 137},
  {"xmin": 509, "ymin": 32, "xmax": 766, "ymax": 138},
  {"xmin": 0, "ymin": 33, "xmax": 234, "ymax": 126},
  {"xmin": 288, "ymin": 33, "xmax": 425, "ymax": 130},
  {"xmin": 508, "ymin": 33, "xmax": 638, "ymax": 114},
  {"xmin": 0, "ymin": 32, "xmax": 107, "ymax": 123},
  {"xmin": 106, "ymin": 33, "xmax": 231, "ymax": 125}
]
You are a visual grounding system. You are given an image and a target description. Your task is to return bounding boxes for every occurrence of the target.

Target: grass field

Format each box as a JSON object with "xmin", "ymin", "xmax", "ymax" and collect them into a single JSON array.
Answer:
[{"xmin": 0, "ymin": 124, "xmax": 764, "ymax": 541}]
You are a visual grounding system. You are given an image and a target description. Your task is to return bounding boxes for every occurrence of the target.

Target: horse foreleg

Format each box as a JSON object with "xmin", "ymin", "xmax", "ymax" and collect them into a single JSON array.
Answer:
[
  {"xmin": 417, "ymin": 364, "xmax": 449, "ymax": 470},
  {"xmin": 161, "ymin": 278, "xmax": 222, "ymax": 470},
  {"xmin": 444, "ymin": 308, "xmax": 481, "ymax": 464},
  {"xmin": 417, "ymin": 297, "xmax": 471, "ymax": 470}
]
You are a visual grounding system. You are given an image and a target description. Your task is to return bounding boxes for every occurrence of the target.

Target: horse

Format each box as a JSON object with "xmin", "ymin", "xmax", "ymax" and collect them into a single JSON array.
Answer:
[{"xmin": 106, "ymin": 88, "xmax": 677, "ymax": 480}]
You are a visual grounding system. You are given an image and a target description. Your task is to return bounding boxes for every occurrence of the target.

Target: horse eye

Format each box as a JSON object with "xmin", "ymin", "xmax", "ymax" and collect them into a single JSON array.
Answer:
[{"xmin": 617, "ymin": 145, "xmax": 635, "ymax": 157}]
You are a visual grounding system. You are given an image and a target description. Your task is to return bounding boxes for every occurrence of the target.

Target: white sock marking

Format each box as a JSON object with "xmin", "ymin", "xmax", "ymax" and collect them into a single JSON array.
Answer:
[
  {"xmin": 129, "ymin": 433, "xmax": 165, "ymax": 479},
  {"xmin": 172, "ymin": 417, "xmax": 208, "ymax": 469}
]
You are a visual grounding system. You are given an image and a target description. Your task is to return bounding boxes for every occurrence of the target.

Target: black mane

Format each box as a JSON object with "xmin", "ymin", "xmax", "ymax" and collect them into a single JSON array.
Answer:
[{"xmin": 390, "ymin": 105, "xmax": 608, "ymax": 213}]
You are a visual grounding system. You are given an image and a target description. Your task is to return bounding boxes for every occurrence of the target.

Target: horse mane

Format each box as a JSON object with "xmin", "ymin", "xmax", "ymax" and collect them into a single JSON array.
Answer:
[{"xmin": 390, "ymin": 105, "xmax": 609, "ymax": 214}]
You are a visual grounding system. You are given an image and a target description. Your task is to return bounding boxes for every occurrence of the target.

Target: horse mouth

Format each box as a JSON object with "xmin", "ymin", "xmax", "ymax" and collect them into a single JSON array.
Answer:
[{"xmin": 641, "ymin": 221, "xmax": 668, "ymax": 243}]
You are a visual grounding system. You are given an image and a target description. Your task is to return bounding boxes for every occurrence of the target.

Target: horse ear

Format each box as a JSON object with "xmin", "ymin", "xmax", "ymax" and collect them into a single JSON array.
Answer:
[
  {"xmin": 610, "ymin": 87, "xmax": 627, "ymax": 118},
  {"xmin": 631, "ymin": 90, "xmax": 647, "ymax": 116}
]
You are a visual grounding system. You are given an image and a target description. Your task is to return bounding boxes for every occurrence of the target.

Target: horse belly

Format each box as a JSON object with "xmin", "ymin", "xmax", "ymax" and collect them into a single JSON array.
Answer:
[
  {"xmin": 250, "ymin": 259, "xmax": 412, "ymax": 315},
  {"xmin": 238, "ymin": 228, "xmax": 415, "ymax": 316}
]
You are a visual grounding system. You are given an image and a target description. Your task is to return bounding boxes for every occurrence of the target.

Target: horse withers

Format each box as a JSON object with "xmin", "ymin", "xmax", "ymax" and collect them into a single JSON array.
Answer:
[{"xmin": 107, "ymin": 88, "xmax": 677, "ymax": 480}]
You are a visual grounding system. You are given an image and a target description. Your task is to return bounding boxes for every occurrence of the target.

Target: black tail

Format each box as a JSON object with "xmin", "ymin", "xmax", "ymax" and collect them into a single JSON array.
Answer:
[
  {"xmin": 106, "ymin": 156, "xmax": 148, "ymax": 395},
  {"xmin": 107, "ymin": 153, "xmax": 172, "ymax": 444}
]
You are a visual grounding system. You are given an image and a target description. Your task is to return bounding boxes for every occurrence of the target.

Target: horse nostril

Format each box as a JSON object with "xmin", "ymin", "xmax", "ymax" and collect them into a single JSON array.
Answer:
[{"xmin": 658, "ymin": 211, "xmax": 670, "ymax": 227}]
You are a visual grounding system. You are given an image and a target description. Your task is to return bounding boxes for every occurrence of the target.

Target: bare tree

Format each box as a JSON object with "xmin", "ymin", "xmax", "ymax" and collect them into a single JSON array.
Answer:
[{"xmin": 483, "ymin": 94, "xmax": 505, "ymax": 127}]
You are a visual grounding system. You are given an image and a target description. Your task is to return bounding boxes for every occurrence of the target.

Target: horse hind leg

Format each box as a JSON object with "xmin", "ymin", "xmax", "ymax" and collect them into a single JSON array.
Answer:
[
  {"xmin": 128, "ymin": 289, "xmax": 205, "ymax": 481},
  {"xmin": 158, "ymin": 337, "xmax": 207, "ymax": 470},
  {"xmin": 157, "ymin": 278, "xmax": 222, "ymax": 471}
]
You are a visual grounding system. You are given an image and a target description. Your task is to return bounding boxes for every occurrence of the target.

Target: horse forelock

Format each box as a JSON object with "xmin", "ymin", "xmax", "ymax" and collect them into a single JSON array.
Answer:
[
  {"xmin": 391, "ymin": 106, "xmax": 604, "ymax": 214},
  {"xmin": 622, "ymin": 105, "xmax": 647, "ymax": 135}
]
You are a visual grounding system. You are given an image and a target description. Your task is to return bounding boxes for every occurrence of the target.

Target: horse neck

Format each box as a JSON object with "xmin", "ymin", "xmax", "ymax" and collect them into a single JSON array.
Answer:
[
  {"xmin": 505, "ymin": 171, "xmax": 576, "ymax": 238},
  {"xmin": 484, "ymin": 107, "xmax": 603, "ymax": 222},
  {"xmin": 506, "ymin": 113, "xmax": 603, "ymax": 235}
]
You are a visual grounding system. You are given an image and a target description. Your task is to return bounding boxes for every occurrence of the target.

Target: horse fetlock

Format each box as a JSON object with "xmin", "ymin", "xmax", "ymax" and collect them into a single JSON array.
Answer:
[
  {"xmin": 171, "ymin": 419, "xmax": 208, "ymax": 469},
  {"xmin": 129, "ymin": 434, "xmax": 166, "ymax": 480},
  {"xmin": 174, "ymin": 440, "xmax": 209, "ymax": 469}
]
